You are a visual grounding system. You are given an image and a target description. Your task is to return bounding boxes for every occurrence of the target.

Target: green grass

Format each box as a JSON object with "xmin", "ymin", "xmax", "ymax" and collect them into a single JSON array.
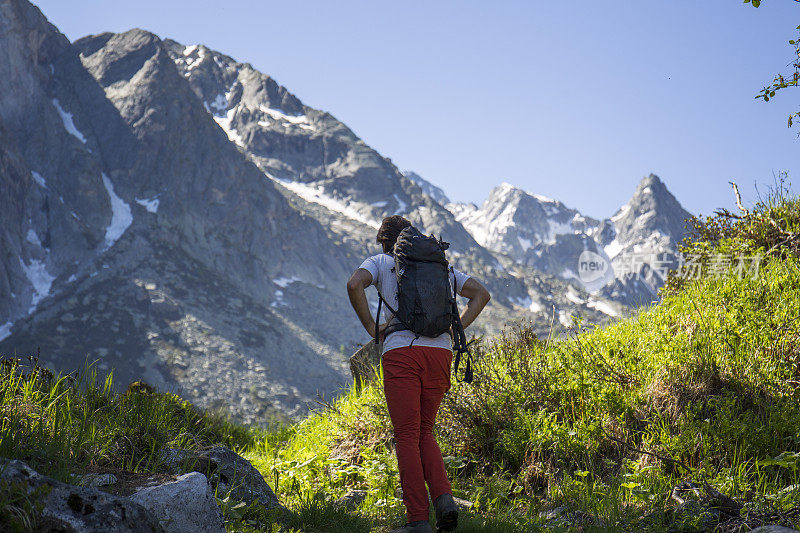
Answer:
[
  {"xmin": 0, "ymin": 358, "xmax": 257, "ymax": 481},
  {"xmin": 241, "ymin": 190, "xmax": 800, "ymax": 531},
  {"xmin": 246, "ymin": 254, "xmax": 800, "ymax": 531},
  {"xmin": 2, "ymin": 191, "xmax": 800, "ymax": 531}
]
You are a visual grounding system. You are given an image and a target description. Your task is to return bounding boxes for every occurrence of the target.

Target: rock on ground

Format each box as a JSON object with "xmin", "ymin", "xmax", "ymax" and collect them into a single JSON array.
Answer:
[
  {"xmin": 0, "ymin": 458, "xmax": 163, "ymax": 533},
  {"xmin": 130, "ymin": 472, "xmax": 224, "ymax": 533},
  {"xmin": 162, "ymin": 445, "xmax": 281, "ymax": 510},
  {"xmin": 199, "ymin": 446, "xmax": 282, "ymax": 509},
  {"xmin": 452, "ymin": 496, "xmax": 473, "ymax": 509},
  {"xmin": 748, "ymin": 527, "xmax": 800, "ymax": 533}
]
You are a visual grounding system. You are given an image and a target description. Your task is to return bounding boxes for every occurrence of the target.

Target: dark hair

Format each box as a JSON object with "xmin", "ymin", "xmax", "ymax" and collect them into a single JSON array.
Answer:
[{"xmin": 377, "ymin": 215, "xmax": 412, "ymax": 254}]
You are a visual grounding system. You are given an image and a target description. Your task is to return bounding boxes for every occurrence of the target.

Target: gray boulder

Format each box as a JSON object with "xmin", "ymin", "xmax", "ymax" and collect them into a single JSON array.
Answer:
[
  {"xmin": 748, "ymin": 527, "xmax": 800, "ymax": 533},
  {"xmin": 161, "ymin": 446, "xmax": 281, "ymax": 510},
  {"xmin": 129, "ymin": 472, "xmax": 224, "ymax": 533},
  {"xmin": 0, "ymin": 458, "xmax": 163, "ymax": 533},
  {"xmin": 199, "ymin": 446, "xmax": 281, "ymax": 509}
]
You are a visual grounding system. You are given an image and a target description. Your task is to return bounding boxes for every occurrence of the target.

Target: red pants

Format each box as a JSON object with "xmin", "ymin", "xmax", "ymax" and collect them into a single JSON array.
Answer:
[{"xmin": 382, "ymin": 345, "xmax": 453, "ymax": 522}]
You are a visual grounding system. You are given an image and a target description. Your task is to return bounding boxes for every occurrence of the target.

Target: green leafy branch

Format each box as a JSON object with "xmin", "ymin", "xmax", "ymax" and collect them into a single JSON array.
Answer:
[
  {"xmin": 755, "ymin": 25, "xmax": 800, "ymax": 127},
  {"xmin": 746, "ymin": 0, "xmax": 800, "ymax": 127}
]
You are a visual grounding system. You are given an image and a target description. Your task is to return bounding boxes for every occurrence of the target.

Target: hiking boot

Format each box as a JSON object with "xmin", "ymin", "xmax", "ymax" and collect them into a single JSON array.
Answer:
[
  {"xmin": 434, "ymin": 493, "xmax": 459, "ymax": 532},
  {"xmin": 389, "ymin": 520, "xmax": 433, "ymax": 533}
]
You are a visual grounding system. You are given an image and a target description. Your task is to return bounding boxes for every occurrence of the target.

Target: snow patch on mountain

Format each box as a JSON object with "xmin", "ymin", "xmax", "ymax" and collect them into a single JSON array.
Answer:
[
  {"xmin": 0, "ymin": 322, "xmax": 12, "ymax": 342},
  {"xmin": 450, "ymin": 202, "xmax": 512, "ymax": 248},
  {"xmin": 182, "ymin": 44, "xmax": 206, "ymax": 71},
  {"xmin": 547, "ymin": 219, "xmax": 577, "ymax": 243},
  {"xmin": 611, "ymin": 204, "xmax": 630, "ymax": 223},
  {"xmin": 26, "ymin": 229, "xmax": 41, "ymax": 247},
  {"xmin": 135, "ymin": 196, "xmax": 160, "ymax": 213},
  {"xmin": 273, "ymin": 276, "xmax": 302, "ymax": 288},
  {"xmin": 205, "ymin": 84, "xmax": 246, "ymax": 146},
  {"xmin": 51, "ymin": 99, "xmax": 87, "ymax": 144},
  {"xmin": 565, "ymin": 286, "xmax": 585, "ymax": 305},
  {"xmin": 604, "ymin": 239, "xmax": 624, "ymax": 260},
  {"xmin": 101, "ymin": 174, "xmax": 132, "ymax": 249},
  {"xmin": 19, "ymin": 258, "xmax": 55, "ymax": 313},
  {"xmin": 587, "ymin": 297, "xmax": 620, "ymax": 317},
  {"xmin": 213, "ymin": 107, "xmax": 245, "ymax": 147},
  {"xmin": 558, "ymin": 309, "xmax": 572, "ymax": 328},
  {"xmin": 31, "ymin": 171, "xmax": 47, "ymax": 188},
  {"xmin": 446, "ymin": 202, "xmax": 478, "ymax": 221},
  {"xmin": 393, "ymin": 194, "xmax": 407, "ymax": 215},
  {"xmin": 271, "ymin": 177, "xmax": 381, "ymax": 229},
  {"xmin": 270, "ymin": 289, "xmax": 288, "ymax": 308},
  {"xmin": 510, "ymin": 294, "xmax": 546, "ymax": 314},
  {"xmin": 258, "ymin": 105, "xmax": 313, "ymax": 130},
  {"xmin": 532, "ymin": 193, "xmax": 557, "ymax": 203}
]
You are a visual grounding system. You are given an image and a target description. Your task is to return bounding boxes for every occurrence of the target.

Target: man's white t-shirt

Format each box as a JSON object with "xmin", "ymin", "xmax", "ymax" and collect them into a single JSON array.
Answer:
[{"xmin": 359, "ymin": 253, "xmax": 470, "ymax": 355}]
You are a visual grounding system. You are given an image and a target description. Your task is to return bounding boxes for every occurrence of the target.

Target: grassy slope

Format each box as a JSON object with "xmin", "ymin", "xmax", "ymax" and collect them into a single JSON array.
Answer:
[
  {"xmin": 2, "ymin": 194, "xmax": 799, "ymax": 532},
  {"xmin": 242, "ymin": 193, "xmax": 800, "ymax": 531},
  {"xmin": 242, "ymin": 254, "xmax": 800, "ymax": 532}
]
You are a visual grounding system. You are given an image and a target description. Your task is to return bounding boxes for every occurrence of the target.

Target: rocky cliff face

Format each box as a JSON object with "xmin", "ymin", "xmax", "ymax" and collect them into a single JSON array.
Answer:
[
  {"xmin": 0, "ymin": 4, "xmax": 358, "ymax": 421},
  {"xmin": 0, "ymin": 0, "xmax": 135, "ymax": 324},
  {"xmin": 403, "ymin": 171, "xmax": 450, "ymax": 205},
  {"xmin": 0, "ymin": 0, "xmax": 692, "ymax": 422},
  {"xmin": 75, "ymin": 29, "xmax": 348, "ymax": 293},
  {"xmin": 159, "ymin": 39, "xmax": 492, "ymax": 261}
]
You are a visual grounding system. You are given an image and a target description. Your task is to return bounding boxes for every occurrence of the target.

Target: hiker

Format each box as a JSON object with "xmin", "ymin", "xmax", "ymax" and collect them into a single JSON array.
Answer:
[{"xmin": 346, "ymin": 215, "xmax": 491, "ymax": 533}]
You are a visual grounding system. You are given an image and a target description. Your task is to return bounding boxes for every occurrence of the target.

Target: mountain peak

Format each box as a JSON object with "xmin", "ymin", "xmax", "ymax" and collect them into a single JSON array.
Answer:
[
  {"xmin": 640, "ymin": 173, "xmax": 662, "ymax": 187},
  {"xmin": 609, "ymin": 173, "xmax": 692, "ymax": 244},
  {"xmin": 491, "ymin": 182, "xmax": 521, "ymax": 199},
  {"xmin": 632, "ymin": 173, "xmax": 669, "ymax": 198},
  {"xmin": 628, "ymin": 173, "xmax": 683, "ymax": 210}
]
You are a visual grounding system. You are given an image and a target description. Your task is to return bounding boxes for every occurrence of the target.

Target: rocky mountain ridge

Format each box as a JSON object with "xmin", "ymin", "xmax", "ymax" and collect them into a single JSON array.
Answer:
[
  {"xmin": 0, "ymin": 0, "xmax": 693, "ymax": 422},
  {"xmin": 449, "ymin": 173, "xmax": 692, "ymax": 304}
]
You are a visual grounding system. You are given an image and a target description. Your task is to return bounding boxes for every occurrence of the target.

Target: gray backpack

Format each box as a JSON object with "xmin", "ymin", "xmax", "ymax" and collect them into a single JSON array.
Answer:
[{"xmin": 375, "ymin": 226, "xmax": 471, "ymax": 381}]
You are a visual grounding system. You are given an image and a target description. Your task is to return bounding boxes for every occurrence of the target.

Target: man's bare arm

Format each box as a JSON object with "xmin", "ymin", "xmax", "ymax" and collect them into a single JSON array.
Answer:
[
  {"xmin": 459, "ymin": 277, "xmax": 491, "ymax": 329},
  {"xmin": 346, "ymin": 268, "xmax": 386, "ymax": 339}
]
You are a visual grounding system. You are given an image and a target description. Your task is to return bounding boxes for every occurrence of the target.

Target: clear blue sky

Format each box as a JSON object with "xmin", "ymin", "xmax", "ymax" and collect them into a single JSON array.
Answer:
[{"xmin": 35, "ymin": 0, "xmax": 799, "ymax": 219}]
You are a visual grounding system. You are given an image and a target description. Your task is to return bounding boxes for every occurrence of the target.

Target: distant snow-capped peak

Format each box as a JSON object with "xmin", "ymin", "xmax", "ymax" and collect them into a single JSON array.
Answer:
[
  {"xmin": 448, "ymin": 182, "xmax": 597, "ymax": 257},
  {"xmin": 600, "ymin": 174, "xmax": 692, "ymax": 259}
]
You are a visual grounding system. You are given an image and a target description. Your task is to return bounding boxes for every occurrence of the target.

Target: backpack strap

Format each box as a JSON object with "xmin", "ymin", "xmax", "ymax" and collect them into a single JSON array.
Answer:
[
  {"xmin": 449, "ymin": 267, "xmax": 472, "ymax": 384},
  {"xmin": 450, "ymin": 267, "xmax": 468, "ymax": 353},
  {"xmin": 375, "ymin": 289, "xmax": 424, "ymax": 349},
  {"xmin": 375, "ymin": 289, "xmax": 414, "ymax": 338},
  {"xmin": 374, "ymin": 293, "xmax": 382, "ymax": 343}
]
